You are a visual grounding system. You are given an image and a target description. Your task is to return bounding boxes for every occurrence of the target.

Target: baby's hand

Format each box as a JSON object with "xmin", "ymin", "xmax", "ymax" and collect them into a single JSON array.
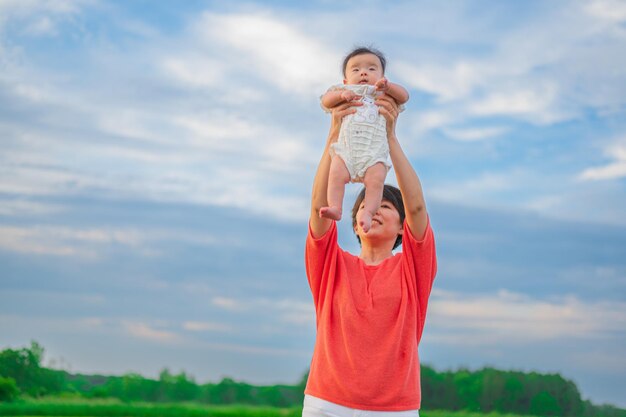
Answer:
[
  {"xmin": 341, "ymin": 90, "xmax": 358, "ymax": 102},
  {"xmin": 375, "ymin": 78, "xmax": 389, "ymax": 92}
]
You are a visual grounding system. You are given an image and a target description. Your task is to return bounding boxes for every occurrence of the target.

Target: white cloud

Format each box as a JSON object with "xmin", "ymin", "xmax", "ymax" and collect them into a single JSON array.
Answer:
[
  {"xmin": 0, "ymin": 225, "xmax": 149, "ymax": 257},
  {"xmin": 394, "ymin": 0, "xmax": 625, "ymax": 134},
  {"xmin": 211, "ymin": 296, "xmax": 315, "ymax": 327},
  {"xmin": 266, "ymin": 299, "xmax": 315, "ymax": 326},
  {"xmin": 174, "ymin": 114, "xmax": 261, "ymax": 144},
  {"xmin": 428, "ymin": 289, "xmax": 626, "ymax": 345},
  {"xmin": 23, "ymin": 16, "xmax": 56, "ymax": 36},
  {"xmin": 0, "ymin": 225, "xmax": 220, "ymax": 257},
  {"xmin": 196, "ymin": 341, "xmax": 306, "ymax": 357},
  {"xmin": 0, "ymin": 0, "xmax": 85, "ymax": 16},
  {"xmin": 430, "ymin": 171, "xmax": 513, "ymax": 202},
  {"xmin": 0, "ymin": 39, "xmax": 316, "ymax": 221},
  {"xmin": 410, "ymin": 109, "xmax": 456, "ymax": 133},
  {"xmin": 183, "ymin": 321, "xmax": 231, "ymax": 332},
  {"xmin": 8, "ymin": 80, "xmax": 57, "ymax": 103},
  {"xmin": 1, "ymin": 290, "xmax": 106, "ymax": 308},
  {"xmin": 442, "ymin": 126, "xmax": 508, "ymax": 142},
  {"xmin": 0, "ymin": 199, "xmax": 65, "ymax": 216},
  {"xmin": 123, "ymin": 321, "xmax": 182, "ymax": 344},
  {"xmin": 94, "ymin": 111, "xmax": 174, "ymax": 147},
  {"xmin": 468, "ymin": 87, "xmax": 565, "ymax": 125},
  {"xmin": 580, "ymin": 161, "xmax": 626, "ymax": 180},
  {"xmin": 0, "ymin": 226, "xmax": 82, "ymax": 256},
  {"xmin": 212, "ymin": 297, "xmax": 245, "ymax": 312},
  {"xmin": 580, "ymin": 138, "xmax": 626, "ymax": 180},
  {"xmin": 0, "ymin": 314, "xmax": 109, "ymax": 346},
  {"xmin": 80, "ymin": 317, "xmax": 105, "ymax": 327},
  {"xmin": 0, "ymin": 0, "xmax": 91, "ymax": 35},
  {"xmin": 0, "ymin": 162, "xmax": 101, "ymax": 197},
  {"xmin": 161, "ymin": 55, "xmax": 225, "ymax": 89},
  {"xmin": 429, "ymin": 166, "xmax": 626, "ymax": 226},
  {"xmin": 566, "ymin": 350, "xmax": 626, "ymax": 373},
  {"xmin": 1, "ymin": 140, "xmax": 311, "ymax": 223},
  {"xmin": 196, "ymin": 11, "xmax": 339, "ymax": 95},
  {"xmin": 396, "ymin": 60, "xmax": 486, "ymax": 102},
  {"xmin": 584, "ymin": 0, "xmax": 626, "ymax": 22}
]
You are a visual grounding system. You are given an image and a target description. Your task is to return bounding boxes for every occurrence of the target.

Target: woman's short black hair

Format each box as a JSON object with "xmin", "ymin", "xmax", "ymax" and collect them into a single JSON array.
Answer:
[
  {"xmin": 351, "ymin": 184, "xmax": 405, "ymax": 250},
  {"xmin": 342, "ymin": 46, "xmax": 387, "ymax": 77}
]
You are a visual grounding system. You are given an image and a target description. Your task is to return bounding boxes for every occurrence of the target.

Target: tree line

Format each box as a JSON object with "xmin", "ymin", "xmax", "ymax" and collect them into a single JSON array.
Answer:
[{"xmin": 0, "ymin": 342, "xmax": 624, "ymax": 417}]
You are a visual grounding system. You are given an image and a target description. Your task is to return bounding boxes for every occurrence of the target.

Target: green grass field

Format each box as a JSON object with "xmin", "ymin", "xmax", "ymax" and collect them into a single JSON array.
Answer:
[{"xmin": 0, "ymin": 398, "xmax": 547, "ymax": 417}]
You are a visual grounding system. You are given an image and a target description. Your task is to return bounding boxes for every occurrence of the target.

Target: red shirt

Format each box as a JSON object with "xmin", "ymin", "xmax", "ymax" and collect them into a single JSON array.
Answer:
[{"xmin": 304, "ymin": 220, "xmax": 437, "ymax": 411}]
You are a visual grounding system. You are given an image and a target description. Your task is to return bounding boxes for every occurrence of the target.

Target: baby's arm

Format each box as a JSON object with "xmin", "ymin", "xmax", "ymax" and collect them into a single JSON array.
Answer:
[
  {"xmin": 321, "ymin": 89, "xmax": 358, "ymax": 110},
  {"xmin": 375, "ymin": 78, "xmax": 409, "ymax": 105}
]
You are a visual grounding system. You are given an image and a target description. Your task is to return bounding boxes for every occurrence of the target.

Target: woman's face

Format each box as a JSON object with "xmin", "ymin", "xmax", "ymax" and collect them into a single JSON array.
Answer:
[{"xmin": 354, "ymin": 199, "xmax": 403, "ymax": 245}]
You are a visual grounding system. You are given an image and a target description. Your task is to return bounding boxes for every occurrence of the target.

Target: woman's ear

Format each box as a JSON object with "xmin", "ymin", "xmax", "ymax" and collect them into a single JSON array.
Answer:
[{"xmin": 343, "ymin": 78, "xmax": 348, "ymax": 85}]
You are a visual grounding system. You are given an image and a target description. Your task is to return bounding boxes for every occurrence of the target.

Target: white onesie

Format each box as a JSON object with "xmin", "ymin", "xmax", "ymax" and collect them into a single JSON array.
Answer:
[{"xmin": 321, "ymin": 84, "xmax": 396, "ymax": 182}]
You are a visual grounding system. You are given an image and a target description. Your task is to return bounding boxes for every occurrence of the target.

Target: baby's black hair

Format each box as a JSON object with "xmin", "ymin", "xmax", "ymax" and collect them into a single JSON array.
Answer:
[{"xmin": 342, "ymin": 46, "xmax": 386, "ymax": 77}]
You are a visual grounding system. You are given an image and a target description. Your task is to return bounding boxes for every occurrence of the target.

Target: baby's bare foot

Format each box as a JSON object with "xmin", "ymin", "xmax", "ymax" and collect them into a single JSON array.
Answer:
[
  {"xmin": 358, "ymin": 212, "xmax": 372, "ymax": 233},
  {"xmin": 320, "ymin": 206, "xmax": 342, "ymax": 221}
]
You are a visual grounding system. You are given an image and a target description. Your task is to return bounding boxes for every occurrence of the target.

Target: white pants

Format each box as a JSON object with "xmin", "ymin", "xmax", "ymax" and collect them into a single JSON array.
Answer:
[{"xmin": 302, "ymin": 395, "xmax": 419, "ymax": 417}]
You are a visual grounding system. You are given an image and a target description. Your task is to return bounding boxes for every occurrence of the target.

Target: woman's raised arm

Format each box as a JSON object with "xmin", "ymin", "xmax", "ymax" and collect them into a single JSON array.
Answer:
[
  {"xmin": 377, "ymin": 94, "xmax": 429, "ymax": 240},
  {"xmin": 310, "ymin": 102, "xmax": 361, "ymax": 238}
]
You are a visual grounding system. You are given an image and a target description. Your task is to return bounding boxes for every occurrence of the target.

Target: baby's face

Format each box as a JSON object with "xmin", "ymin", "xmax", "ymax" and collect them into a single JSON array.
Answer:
[{"xmin": 343, "ymin": 53, "xmax": 384, "ymax": 86}]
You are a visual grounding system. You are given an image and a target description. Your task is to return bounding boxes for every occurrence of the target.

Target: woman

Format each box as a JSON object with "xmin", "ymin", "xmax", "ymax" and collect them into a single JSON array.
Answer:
[{"xmin": 303, "ymin": 95, "xmax": 437, "ymax": 416}]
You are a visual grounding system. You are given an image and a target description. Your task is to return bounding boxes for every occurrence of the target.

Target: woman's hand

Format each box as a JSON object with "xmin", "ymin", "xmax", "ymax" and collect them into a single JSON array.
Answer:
[
  {"xmin": 328, "ymin": 100, "xmax": 362, "ymax": 143},
  {"xmin": 376, "ymin": 93, "xmax": 400, "ymax": 138},
  {"xmin": 328, "ymin": 101, "xmax": 362, "ymax": 139}
]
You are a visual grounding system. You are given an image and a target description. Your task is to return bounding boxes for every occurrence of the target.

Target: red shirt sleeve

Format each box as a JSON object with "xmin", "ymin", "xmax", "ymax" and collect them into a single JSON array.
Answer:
[
  {"xmin": 305, "ymin": 221, "xmax": 338, "ymax": 315},
  {"xmin": 401, "ymin": 218, "xmax": 437, "ymax": 342}
]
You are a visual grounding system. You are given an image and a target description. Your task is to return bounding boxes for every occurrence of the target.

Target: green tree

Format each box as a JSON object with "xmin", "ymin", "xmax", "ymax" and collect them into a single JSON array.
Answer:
[
  {"xmin": 530, "ymin": 390, "xmax": 563, "ymax": 416},
  {"xmin": 0, "ymin": 376, "xmax": 20, "ymax": 402},
  {"xmin": 500, "ymin": 373, "xmax": 526, "ymax": 413},
  {"xmin": 159, "ymin": 369, "xmax": 199, "ymax": 401},
  {"xmin": 102, "ymin": 373, "xmax": 159, "ymax": 402},
  {"xmin": 454, "ymin": 369, "xmax": 482, "ymax": 412},
  {"xmin": 420, "ymin": 365, "xmax": 460, "ymax": 410},
  {"xmin": 0, "ymin": 341, "xmax": 63, "ymax": 396}
]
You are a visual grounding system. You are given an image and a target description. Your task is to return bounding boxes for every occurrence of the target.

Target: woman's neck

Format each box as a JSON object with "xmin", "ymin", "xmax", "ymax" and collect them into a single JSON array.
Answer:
[{"xmin": 359, "ymin": 243, "xmax": 394, "ymax": 265}]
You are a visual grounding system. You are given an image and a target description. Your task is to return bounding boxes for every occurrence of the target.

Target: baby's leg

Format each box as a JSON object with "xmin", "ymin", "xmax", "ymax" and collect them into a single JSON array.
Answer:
[
  {"xmin": 358, "ymin": 162, "xmax": 387, "ymax": 233},
  {"xmin": 320, "ymin": 156, "xmax": 351, "ymax": 221}
]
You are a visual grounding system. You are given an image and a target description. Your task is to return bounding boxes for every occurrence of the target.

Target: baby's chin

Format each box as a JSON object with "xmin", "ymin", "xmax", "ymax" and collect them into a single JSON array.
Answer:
[{"xmin": 350, "ymin": 80, "xmax": 373, "ymax": 85}]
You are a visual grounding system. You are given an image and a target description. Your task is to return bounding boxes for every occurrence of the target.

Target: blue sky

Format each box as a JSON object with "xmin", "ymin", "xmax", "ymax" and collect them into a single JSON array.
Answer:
[{"xmin": 1, "ymin": 0, "xmax": 625, "ymax": 407}]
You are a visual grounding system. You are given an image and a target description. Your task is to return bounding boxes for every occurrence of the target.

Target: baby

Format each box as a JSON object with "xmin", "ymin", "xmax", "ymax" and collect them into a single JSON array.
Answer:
[{"xmin": 319, "ymin": 47, "xmax": 409, "ymax": 232}]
